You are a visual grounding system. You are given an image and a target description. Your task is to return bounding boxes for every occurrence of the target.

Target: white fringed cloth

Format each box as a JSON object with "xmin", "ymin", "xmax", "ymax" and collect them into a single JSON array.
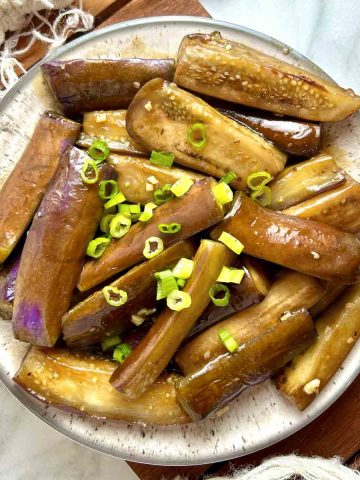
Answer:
[{"xmin": 0, "ymin": 0, "xmax": 94, "ymax": 97}]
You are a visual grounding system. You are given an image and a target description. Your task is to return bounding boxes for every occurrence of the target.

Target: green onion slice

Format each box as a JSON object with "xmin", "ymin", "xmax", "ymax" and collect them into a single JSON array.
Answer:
[
  {"xmin": 153, "ymin": 184, "xmax": 174, "ymax": 205},
  {"xmin": 86, "ymin": 237, "xmax": 111, "ymax": 258},
  {"xmin": 150, "ymin": 151, "xmax": 175, "ymax": 168},
  {"xmin": 101, "ymin": 335, "xmax": 121, "ymax": 352},
  {"xmin": 170, "ymin": 177, "xmax": 194, "ymax": 197},
  {"xmin": 172, "ymin": 258, "xmax": 194, "ymax": 280},
  {"xmin": 104, "ymin": 191, "xmax": 126, "ymax": 210},
  {"xmin": 176, "ymin": 278, "xmax": 186, "ymax": 289},
  {"xmin": 80, "ymin": 158, "xmax": 99, "ymax": 184},
  {"xmin": 158, "ymin": 223, "xmax": 182, "ymax": 234},
  {"xmin": 187, "ymin": 123, "xmax": 206, "ymax": 149},
  {"xmin": 220, "ymin": 171, "xmax": 237, "ymax": 184},
  {"xmin": 167, "ymin": 290, "xmax": 192, "ymax": 311},
  {"xmin": 246, "ymin": 171, "xmax": 273, "ymax": 190},
  {"xmin": 154, "ymin": 269, "xmax": 178, "ymax": 300},
  {"xmin": 100, "ymin": 214, "xmax": 115, "ymax": 234},
  {"xmin": 113, "ymin": 343, "xmax": 132, "ymax": 363},
  {"xmin": 88, "ymin": 139, "xmax": 110, "ymax": 164},
  {"xmin": 251, "ymin": 185, "xmax": 272, "ymax": 207},
  {"xmin": 218, "ymin": 231, "xmax": 244, "ymax": 255},
  {"xmin": 139, "ymin": 202, "xmax": 158, "ymax": 222},
  {"xmin": 217, "ymin": 266, "xmax": 245, "ymax": 284},
  {"xmin": 102, "ymin": 286, "xmax": 128, "ymax": 307},
  {"xmin": 118, "ymin": 203, "xmax": 141, "ymax": 214},
  {"xmin": 109, "ymin": 214, "xmax": 131, "ymax": 239},
  {"xmin": 98, "ymin": 180, "xmax": 118, "ymax": 200},
  {"xmin": 213, "ymin": 182, "xmax": 234, "ymax": 206},
  {"xmin": 218, "ymin": 327, "xmax": 239, "ymax": 353},
  {"xmin": 143, "ymin": 236, "xmax": 164, "ymax": 259},
  {"xmin": 209, "ymin": 283, "xmax": 231, "ymax": 307}
]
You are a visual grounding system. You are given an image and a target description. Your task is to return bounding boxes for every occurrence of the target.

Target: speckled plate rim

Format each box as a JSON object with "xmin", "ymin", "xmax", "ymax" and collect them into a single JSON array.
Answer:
[{"xmin": 0, "ymin": 16, "xmax": 359, "ymax": 466}]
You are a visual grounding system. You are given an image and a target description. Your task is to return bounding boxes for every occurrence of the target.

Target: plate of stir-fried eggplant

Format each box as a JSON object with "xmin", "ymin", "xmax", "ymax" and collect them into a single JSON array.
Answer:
[{"xmin": 0, "ymin": 17, "xmax": 360, "ymax": 465}]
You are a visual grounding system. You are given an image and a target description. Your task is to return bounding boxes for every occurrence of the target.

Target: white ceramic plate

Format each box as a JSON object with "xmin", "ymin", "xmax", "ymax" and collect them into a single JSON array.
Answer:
[{"xmin": 0, "ymin": 16, "xmax": 359, "ymax": 466}]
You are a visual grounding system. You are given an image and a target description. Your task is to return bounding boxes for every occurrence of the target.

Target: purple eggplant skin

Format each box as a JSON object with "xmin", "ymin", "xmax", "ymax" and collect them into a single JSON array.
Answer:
[
  {"xmin": 62, "ymin": 241, "xmax": 196, "ymax": 348},
  {"xmin": 175, "ymin": 308, "xmax": 315, "ymax": 421},
  {"xmin": 0, "ymin": 254, "xmax": 20, "ymax": 303},
  {"xmin": 42, "ymin": 59, "xmax": 175, "ymax": 117},
  {"xmin": 12, "ymin": 146, "xmax": 115, "ymax": 347},
  {"xmin": 0, "ymin": 111, "xmax": 81, "ymax": 264}
]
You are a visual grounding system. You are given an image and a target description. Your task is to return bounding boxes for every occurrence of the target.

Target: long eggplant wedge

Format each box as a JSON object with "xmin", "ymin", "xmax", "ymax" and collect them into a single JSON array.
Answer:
[
  {"xmin": 176, "ymin": 270, "xmax": 323, "ymax": 375},
  {"xmin": 309, "ymin": 282, "xmax": 346, "ymax": 318},
  {"xmin": 174, "ymin": 33, "xmax": 360, "ymax": 122},
  {"xmin": 12, "ymin": 147, "xmax": 114, "ymax": 347},
  {"xmin": 0, "ymin": 254, "xmax": 20, "ymax": 303},
  {"xmin": 42, "ymin": 59, "xmax": 175, "ymax": 117},
  {"xmin": 176, "ymin": 308, "xmax": 315, "ymax": 420},
  {"xmin": 0, "ymin": 111, "xmax": 80, "ymax": 264},
  {"xmin": 276, "ymin": 280, "xmax": 360, "ymax": 410},
  {"xmin": 210, "ymin": 192, "xmax": 360, "ymax": 283},
  {"xmin": 78, "ymin": 178, "xmax": 224, "ymax": 291},
  {"xmin": 269, "ymin": 154, "xmax": 346, "ymax": 210},
  {"xmin": 14, "ymin": 347, "xmax": 190, "ymax": 425},
  {"xmin": 110, "ymin": 240, "xmax": 236, "ymax": 400},
  {"xmin": 108, "ymin": 154, "xmax": 203, "ymax": 205},
  {"xmin": 188, "ymin": 256, "xmax": 271, "ymax": 338},
  {"xmin": 63, "ymin": 241, "xmax": 196, "ymax": 347},
  {"xmin": 126, "ymin": 78, "xmax": 286, "ymax": 190},
  {"xmin": 77, "ymin": 110, "xmax": 147, "ymax": 156},
  {"xmin": 218, "ymin": 106, "xmax": 321, "ymax": 157}
]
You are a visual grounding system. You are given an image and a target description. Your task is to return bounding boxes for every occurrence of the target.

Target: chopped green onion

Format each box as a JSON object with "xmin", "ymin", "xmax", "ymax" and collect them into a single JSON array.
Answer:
[
  {"xmin": 102, "ymin": 286, "xmax": 128, "ymax": 306},
  {"xmin": 80, "ymin": 158, "xmax": 99, "ymax": 184},
  {"xmin": 158, "ymin": 223, "xmax": 182, "ymax": 234},
  {"xmin": 172, "ymin": 258, "xmax": 194, "ymax": 280},
  {"xmin": 246, "ymin": 171, "xmax": 273, "ymax": 190},
  {"xmin": 153, "ymin": 184, "xmax": 174, "ymax": 205},
  {"xmin": 220, "ymin": 171, "xmax": 237, "ymax": 184},
  {"xmin": 154, "ymin": 270, "xmax": 178, "ymax": 300},
  {"xmin": 150, "ymin": 151, "xmax": 175, "ymax": 167},
  {"xmin": 213, "ymin": 182, "xmax": 234, "ymax": 206},
  {"xmin": 139, "ymin": 202, "xmax": 158, "ymax": 222},
  {"xmin": 88, "ymin": 139, "xmax": 110, "ymax": 164},
  {"xmin": 101, "ymin": 335, "xmax": 121, "ymax": 352},
  {"xmin": 167, "ymin": 290, "xmax": 192, "ymax": 311},
  {"xmin": 113, "ymin": 343, "xmax": 132, "ymax": 363},
  {"xmin": 170, "ymin": 177, "xmax": 194, "ymax": 197},
  {"xmin": 217, "ymin": 266, "xmax": 245, "ymax": 284},
  {"xmin": 218, "ymin": 327, "xmax": 239, "ymax": 353},
  {"xmin": 86, "ymin": 237, "xmax": 111, "ymax": 258},
  {"xmin": 131, "ymin": 314, "xmax": 146, "ymax": 326},
  {"xmin": 143, "ymin": 236, "xmax": 164, "ymax": 259},
  {"xmin": 218, "ymin": 231, "xmax": 244, "ymax": 255},
  {"xmin": 109, "ymin": 214, "xmax": 131, "ymax": 239},
  {"xmin": 118, "ymin": 203, "xmax": 141, "ymax": 214},
  {"xmin": 98, "ymin": 180, "xmax": 118, "ymax": 200},
  {"xmin": 100, "ymin": 214, "xmax": 115, "ymax": 234},
  {"xmin": 251, "ymin": 185, "xmax": 272, "ymax": 207},
  {"xmin": 177, "ymin": 278, "xmax": 186, "ymax": 288},
  {"xmin": 209, "ymin": 283, "xmax": 231, "ymax": 307},
  {"xmin": 104, "ymin": 191, "xmax": 126, "ymax": 210},
  {"xmin": 187, "ymin": 123, "xmax": 206, "ymax": 149}
]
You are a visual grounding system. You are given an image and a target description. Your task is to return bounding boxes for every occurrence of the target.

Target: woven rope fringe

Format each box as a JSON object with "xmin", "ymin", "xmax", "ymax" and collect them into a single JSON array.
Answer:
[{"xmin": 207, "ymin": 455, "xmax": 360, "ymax": 480}]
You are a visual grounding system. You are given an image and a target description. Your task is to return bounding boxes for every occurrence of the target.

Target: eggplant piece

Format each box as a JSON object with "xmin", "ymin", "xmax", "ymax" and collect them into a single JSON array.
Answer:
[
  {"xmin": 12, "ymin": 147, "xmax": 114, "ymax": 347},
  {"xmin": 78, "ymin": 178, "xmax": 224, "ymax": 291},
  {"xmin": 218, "ymin": 106, "xmax": 321, "ymax": 157},
  {"xmin": 176, "ymin": 270, "xmax": 323, "ymax": 375},
  {"xmin": 63, "ymin": 241, "xmax": 196, "ymax": 347},
  {"xmin": 210, "ymin": 192, "xmax": 360, "ymax": 283},
  {"xmin": 174, "ymin": 33, "xmax": 360, "ymax": 122},
  {"xmin": 276, "ymin": 281, "xmax": 360, "ymax": 410},
  {"xmin": 283, "ymin": 178, "xmax": 360, "ymax": 233},
  {"xmin": 42, "ymin": 59, "xmax": 175, "ymax": 117},
  {"xmin": 176, "ymin": 308, "xmax": 315, "ymax": 420},
  {"xmin": 188, "ymin": 256, "xmax": 270, "ymax": 337},
  {"xmin": 110, "ymin": 240, "xmax": 236, "ymax": 400},
  {"xmin": 309, "ymin": 282, "xmax": 346, "ymax": 318},
  {"xmin": 0, "ymin": 254, "xmax": 20, "ymax": 303},
  {"xmin": 77, "ymin": 110, "xmax": 147, "ymax": 156},
  {"xmin": 0, "ymin": 301, "xmax": 12, "ymax": 320},
  {"xmin": 108, "ymin": 154, "xmax": 203, "ymax": 205},
  {"xmin": 126, "ymin": 78, "xmax": 287, "ymax": 190},
  {"xmin": 0, "ymin": 111, "xmax": 80, "ymax": 264},
  {"xmin": 269, "ymin": 154, "xmax": 346, "ymax": 210},
  {"xmin": 14, "ymin": 347, "xmax": 190, "ymax": 425}
]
